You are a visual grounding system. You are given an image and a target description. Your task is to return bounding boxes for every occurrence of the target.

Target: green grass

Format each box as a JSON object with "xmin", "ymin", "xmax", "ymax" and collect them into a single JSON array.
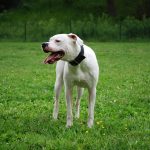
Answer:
[{"xmin": 0, "ymin": 42, "xmax": 150, "ymax": 149}]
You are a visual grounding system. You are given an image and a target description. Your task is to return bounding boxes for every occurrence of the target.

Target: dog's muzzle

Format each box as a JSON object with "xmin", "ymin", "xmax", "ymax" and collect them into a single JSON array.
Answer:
[
  {"xmin": 42, "ymin": 43, "xmax": 49, "ymax": 53},
  {"xmin": 42, "ymin": 42, "xmax": 65, "ymax": 64}
]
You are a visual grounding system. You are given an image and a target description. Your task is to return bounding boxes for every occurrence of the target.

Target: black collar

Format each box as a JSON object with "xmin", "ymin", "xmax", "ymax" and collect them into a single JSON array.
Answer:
[{"xmin": 69, "ymin": 45, "xmax": 86, "ymax": 66}]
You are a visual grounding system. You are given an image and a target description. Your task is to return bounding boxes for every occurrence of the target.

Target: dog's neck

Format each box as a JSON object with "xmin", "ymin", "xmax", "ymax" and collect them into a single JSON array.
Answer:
[
  {"xmin": 63, "ymin": 44, "xmax": 85, "ymax": 63},
  {"xmin": 69, "ymin": 45, "xmax": 86, "ymax": 66}
]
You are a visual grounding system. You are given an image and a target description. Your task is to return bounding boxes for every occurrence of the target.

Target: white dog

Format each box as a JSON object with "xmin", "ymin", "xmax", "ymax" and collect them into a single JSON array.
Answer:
[{"xmin": 42, "ymin": 33, "xmax": 99, "ymax": 128}]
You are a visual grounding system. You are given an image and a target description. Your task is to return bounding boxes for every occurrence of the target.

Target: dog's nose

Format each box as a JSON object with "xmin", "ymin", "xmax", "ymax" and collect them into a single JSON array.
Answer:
[{"xmin": 42, "ymin": 43, "xmax": 48, "ymax": 48}]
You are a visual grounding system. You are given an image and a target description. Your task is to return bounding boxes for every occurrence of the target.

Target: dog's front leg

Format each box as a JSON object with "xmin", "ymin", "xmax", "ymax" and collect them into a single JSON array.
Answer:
[
  {"xmin": 65, "ymin": 87, "xmax": 73, "ymax": 127},
  {"xmin": 88, "ymin": 87, "xmax": 96, "ymax": 128},
  {"xmin": 53, "ymin": 76, "xmax": 63, "ymax": 120},
  {"xmin": 75, "ymin": 87, "xmax": 84, "ymax": 119},
  {"xmin": 53, "ymin": 61, "xmax": 64, "ymax": 120}
]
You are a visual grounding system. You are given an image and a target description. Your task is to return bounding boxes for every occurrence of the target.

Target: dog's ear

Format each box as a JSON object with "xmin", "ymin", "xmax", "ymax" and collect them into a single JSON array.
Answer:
[
  {"xmin": 68, "ymin": 33, "xmax": 77, "ymax": 40},
  {"xmin": 68, "ymin": 33, "xmax": 83, "ymax": 46}
]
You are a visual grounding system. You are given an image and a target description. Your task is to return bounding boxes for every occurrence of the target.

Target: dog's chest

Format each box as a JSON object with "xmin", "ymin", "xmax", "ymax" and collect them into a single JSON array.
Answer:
[
  {"xmin": 67, "ymin": 65, "xmax": 92, "ymax": 87},
  {"xmin": 72, "ymin": 72, "xmax": 88, "ymax": 86}
]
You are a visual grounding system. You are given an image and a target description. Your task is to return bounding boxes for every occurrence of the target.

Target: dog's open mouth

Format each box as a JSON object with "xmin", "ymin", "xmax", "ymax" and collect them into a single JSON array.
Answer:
[{"xmin": 44, "ymin": 51, "xmax": 65, "ymax": 64}]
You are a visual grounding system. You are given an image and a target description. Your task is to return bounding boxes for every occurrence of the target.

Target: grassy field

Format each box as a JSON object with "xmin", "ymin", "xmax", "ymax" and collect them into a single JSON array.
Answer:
[{"xmin": 0, "ymin": 42, "xmax": 150, "ymax": 149}]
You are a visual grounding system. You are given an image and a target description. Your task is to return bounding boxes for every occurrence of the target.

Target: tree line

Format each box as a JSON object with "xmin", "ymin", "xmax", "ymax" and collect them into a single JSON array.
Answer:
[{"xmin": 0, "ymin": 0, "xmax": 150, "ymax": 19}]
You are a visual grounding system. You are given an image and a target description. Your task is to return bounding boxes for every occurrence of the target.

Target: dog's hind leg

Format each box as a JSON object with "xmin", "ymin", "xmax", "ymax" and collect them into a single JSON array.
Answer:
[
  {"xmin": 87, "ymin": 87, "xmax": 96, "ymax": 128},
  {"xmin": 53, "ymin": 61, "xmax": 65, "ymax": 120},
  {"xmin": 65, "ymin": 85, "xmax": 73, "ymax": 127},
  {"xmin": 75, "ymin": 87, "xmax": 84, "ymax": 119}
]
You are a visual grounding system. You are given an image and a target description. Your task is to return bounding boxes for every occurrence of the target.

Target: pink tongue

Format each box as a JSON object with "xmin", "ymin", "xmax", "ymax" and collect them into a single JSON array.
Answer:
[{"xmin": 44, "ymin": 53, "xmax": 61, "ymax": 64}]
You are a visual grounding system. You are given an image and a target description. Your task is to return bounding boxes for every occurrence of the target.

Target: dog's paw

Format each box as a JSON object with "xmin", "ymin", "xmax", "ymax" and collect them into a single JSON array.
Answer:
[
  {"xmin": 87, "ymin": 119, "xmax": 94, "ymax": 128},
  {"xmin": 75, "ymin": 113, "xmax": 80, "ymax": 119},
  {"xmin": 66, "ymin": 119, "xmax": 73, "ymax": 128},
  {"xmin": 53, "ymin": 113, "xmax": 58, "ymax": 120}
]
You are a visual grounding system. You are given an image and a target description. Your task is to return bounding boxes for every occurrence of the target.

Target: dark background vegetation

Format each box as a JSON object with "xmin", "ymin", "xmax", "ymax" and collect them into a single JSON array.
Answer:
[{"xmin": 0, "ymin": 0, "xmax": 150, "ymax": 41}]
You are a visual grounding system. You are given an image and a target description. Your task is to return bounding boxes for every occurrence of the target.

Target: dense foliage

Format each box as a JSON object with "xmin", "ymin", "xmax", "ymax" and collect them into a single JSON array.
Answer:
[
  {"xmin": 0, "ymin": 15, "xmax": 150, "ymax": 41},
  {"xmin": 0, "ymin": 0, "xmax": 150, "ymax": 41},
  {"xmin": 1, "ymin": 0, "xmax": 150, "ymax": 19}
]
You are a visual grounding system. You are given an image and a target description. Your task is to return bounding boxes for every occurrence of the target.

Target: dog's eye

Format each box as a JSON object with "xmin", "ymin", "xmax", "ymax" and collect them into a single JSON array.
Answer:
[{"xmin": 55, "ymin": 40, "xmax": 61, "ymax": 43}]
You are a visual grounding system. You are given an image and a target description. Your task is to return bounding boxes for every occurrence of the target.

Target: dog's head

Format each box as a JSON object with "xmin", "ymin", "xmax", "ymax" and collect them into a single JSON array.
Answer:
[{"xmin": 42, "ymin": 33, "xmax": 83, "ymax": 64}]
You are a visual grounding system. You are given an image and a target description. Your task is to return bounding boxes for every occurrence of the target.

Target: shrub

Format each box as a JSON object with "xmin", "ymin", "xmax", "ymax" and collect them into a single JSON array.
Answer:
[{"xmin": 0, "ymin": 16, "xmax": 150, "ymax": 41}]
